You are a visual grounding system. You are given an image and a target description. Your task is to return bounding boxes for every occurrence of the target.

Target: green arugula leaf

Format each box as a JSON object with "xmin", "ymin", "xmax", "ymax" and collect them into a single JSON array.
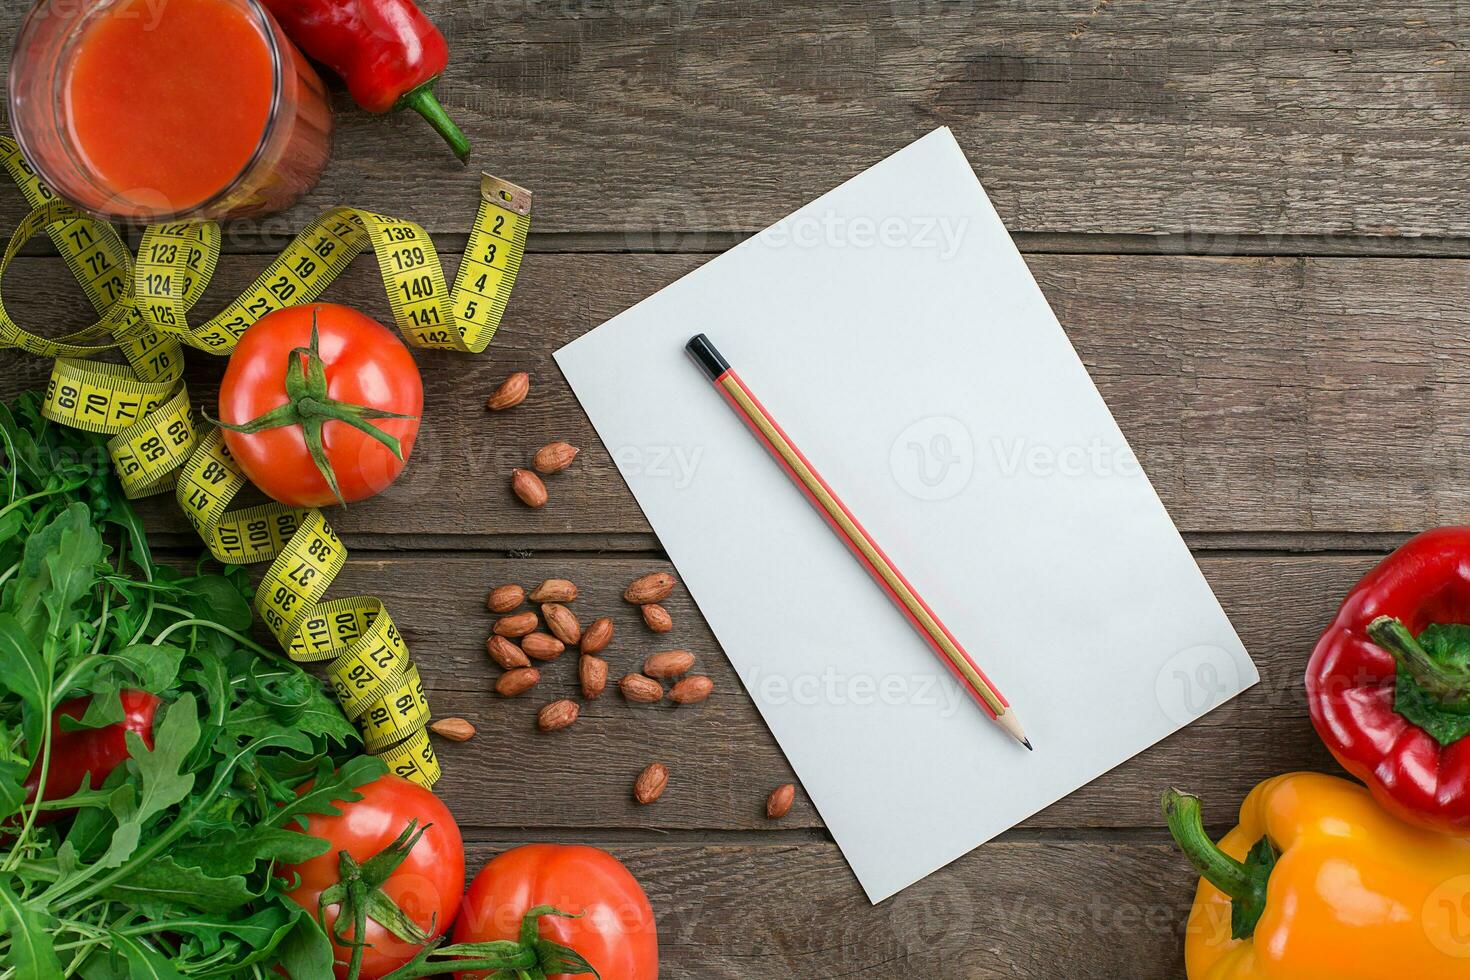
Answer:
[
  {"xmin": 169, "ymin": 904, "xmax": 301, "ymax": 974},
  {"xmin": 0, "ymin": 400, "xmax": 43, "ymax": 485},
  {"xmin": 96, "ymin": 854, "xmax": 255, "ymax": 912},
  {"xmin": 225, "ymin": 685, "xmax": 358, "ymax": 753},
  {"xmin": 0, "ymin": 616, "xmax": 42, "ymax": 698},
  {"xmin": 0, "ymin": 875, "xmax": 63, "ymax": 979},
  {"xmin": 70, "ymin": 689, "xmax": 125, "ymax": 731},
  {"xmin": 74, "ymin": 949, "xmax": 130, "ymax": 980},
  {"xmin": 179, "ymin": 575, "xmax": 253, "ymax": 632},
  {"xmin": 63, "ymin": 771, "xmax": 129, "ymax": 862},
  {"xmin": 183, "ymin": 654, "xmax": 229, "ymax": 729},
  {"xmin": 97, "ymin": 694, "xmax": 200, "ymax": 870},
  {"xmin": 107, "ymin": 931, "xmax": 188, "ymax": 980},
  {"xmin": 8, "ymin": 503, "xmax": 102, "ymax": 647},
  {"xmin": 0, "ymin": 509, "xmax": 23, "ymax": 548},
  {"xmin": 0, "ymin": 758, "xmax": 27, "ymax": 820},
  {"xmin": 277, "ymin": 907, "xmax": 336, "ymax": 979},
  {"xmin": 268, "ymin": 755, "xmax": 386, "ymax": 831},
  {"xmin": 171, "ymin": 827, "xmax": 329, "ymax": 878},
  {"xmin": 107, "ymin": 643, "xmax": 185, "ymax": 694},
  {"xmin": 0, "ymin": 613, "xmax": 47, "ymax": 754}
]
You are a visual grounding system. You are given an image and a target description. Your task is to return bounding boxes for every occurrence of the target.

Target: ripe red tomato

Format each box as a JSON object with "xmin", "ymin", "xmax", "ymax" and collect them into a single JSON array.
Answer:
[
  {"xmin": 218, "ymin": 303, "xmax": 423, "ymax": 507},
  {"xmin": 283, "ymin": 774, "xmax": 464, "ymax": 979},
  {"xmin": 452, "ymin": 845, "xmax": 658, "ymax": 980}
]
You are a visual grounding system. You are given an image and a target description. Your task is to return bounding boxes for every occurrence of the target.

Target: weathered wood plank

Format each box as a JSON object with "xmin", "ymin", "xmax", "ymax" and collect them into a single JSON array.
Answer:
[
  {"xmin": 5, "ymin": 250, "xmax": 1470, "ymax": 536},
  {"xmin": 458, "ymin": 838, "xmax": 1192, "ymax": 979},
  {"xmin": 329, "ymin": 552, "xmax": 1358, "ymax": 832},
  {"xmin": 2, "ymin": 1, "xmax": 1469, "ymax": 240}
]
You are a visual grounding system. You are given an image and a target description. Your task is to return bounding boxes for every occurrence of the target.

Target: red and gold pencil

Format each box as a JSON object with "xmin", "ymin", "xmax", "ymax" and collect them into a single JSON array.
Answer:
[{"xmin": 686, "ymin": 334, "xmax": 1031, "ymax": 750}]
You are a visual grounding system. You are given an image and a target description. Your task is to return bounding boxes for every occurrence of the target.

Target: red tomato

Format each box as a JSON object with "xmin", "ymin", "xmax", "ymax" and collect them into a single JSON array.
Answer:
[
  {"xmin": 23, "ymin": 690, "xmax": 159, "ymax": 826},
  {"xmin": 218, "ymin": 303, "xmax": 423, "ymax": 507},
  {"xmin": 452, "ymin": 845, "xmax": 658, "ymax": 980},
  {"xmin": 283, "ymin": 774, "xmax": 464, "ymax": 979}
]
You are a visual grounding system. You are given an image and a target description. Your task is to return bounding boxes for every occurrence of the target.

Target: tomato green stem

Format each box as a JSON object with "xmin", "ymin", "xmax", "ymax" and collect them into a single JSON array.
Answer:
[
  {"xmin": 344, "ymin": 877, "xmax": 369, "ymax": 980},
  {"xmin": 207, "ymin": 309, "xmax": 418, "ymax": 506},
  {"xmin": 377, "ymin": 907, "xmax": 601, "ymax": 980}
]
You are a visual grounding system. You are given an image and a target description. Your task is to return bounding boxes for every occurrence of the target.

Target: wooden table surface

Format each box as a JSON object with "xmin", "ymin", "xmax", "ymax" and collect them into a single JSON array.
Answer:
[{"xmin": 6, "ymin": 1, "xmax": 1470, "ymax": 975}]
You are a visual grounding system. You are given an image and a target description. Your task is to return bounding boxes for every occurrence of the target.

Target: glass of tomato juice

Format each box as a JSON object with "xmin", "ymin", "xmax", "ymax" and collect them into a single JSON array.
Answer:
[{"xmin": 8, "ymin": 0, "xmax": 332, "ymax": 223}]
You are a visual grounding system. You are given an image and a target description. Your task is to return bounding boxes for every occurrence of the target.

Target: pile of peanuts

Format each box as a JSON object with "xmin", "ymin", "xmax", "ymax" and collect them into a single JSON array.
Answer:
[{"xmin": 427, "ymin": 372, "xmax": 798, "ymax": 817}]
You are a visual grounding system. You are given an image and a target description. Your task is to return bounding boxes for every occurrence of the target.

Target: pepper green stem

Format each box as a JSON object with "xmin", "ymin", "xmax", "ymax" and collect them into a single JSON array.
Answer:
[
  {"xmin": 1162, "ymin": 789, "xmax": 1256, "ymax": 902},
  {"xmin": 398, "ymin": 81, "xmax": 471, "ymax": 164},
  {"xmin": 1162, "ymin": 788, "xmax": 1281, "ymax": 940},
  {"xmin": 207, "ymin": 309, "xmax": 418, "ymax": 507},
  {"xmin": 1368, "ymin": 615, "xmax": 1470, "ymax": 710}
]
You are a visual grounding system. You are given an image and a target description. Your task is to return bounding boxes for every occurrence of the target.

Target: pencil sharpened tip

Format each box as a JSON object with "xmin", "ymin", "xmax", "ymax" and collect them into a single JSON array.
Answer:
[{"xmin": 1022, "ymin": 738, "xmax": 1034, "ymax": 751}]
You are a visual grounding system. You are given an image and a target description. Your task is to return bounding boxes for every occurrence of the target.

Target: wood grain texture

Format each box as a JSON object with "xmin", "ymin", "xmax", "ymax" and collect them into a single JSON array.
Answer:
[
  {"xmin": 0, "ymin": 5, "xmax": 1445, "ymax": 969},
  {"xmin": 5, "ymin": 250, "xmax": 1470, "ymax": 537},
  {"xmin": 326, "ymin": 552, "xmax": 1359, "ymax": 833},
  {"xmin": 459, "ymin": 838, "xmax": 1193, "ymax": 979},
  {"xmin": 3, "ymin": 1, "xmax": 1470, "ymax": 239}
]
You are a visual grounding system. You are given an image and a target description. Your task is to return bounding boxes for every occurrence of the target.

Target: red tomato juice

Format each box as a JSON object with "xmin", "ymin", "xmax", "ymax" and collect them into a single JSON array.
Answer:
[{"xmin": 62, "ymin": 0, "xmax": 276, "ymax": 212}]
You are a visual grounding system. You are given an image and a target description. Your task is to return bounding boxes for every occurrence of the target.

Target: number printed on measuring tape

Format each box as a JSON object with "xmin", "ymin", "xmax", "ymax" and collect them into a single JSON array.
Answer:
[{"xmin": 0, "ymin": 134, "xmax": 533, "ymax": 786}]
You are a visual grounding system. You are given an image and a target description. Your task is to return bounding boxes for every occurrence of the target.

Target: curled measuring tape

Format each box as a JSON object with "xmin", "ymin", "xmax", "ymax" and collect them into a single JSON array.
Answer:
[{"xmin": 0, "ymin": 136, "xmax": 532, "ymax": 786}]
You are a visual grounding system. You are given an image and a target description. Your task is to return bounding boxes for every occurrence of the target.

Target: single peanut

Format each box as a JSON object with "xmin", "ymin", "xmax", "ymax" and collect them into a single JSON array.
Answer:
[
  {"xmin": 487, "ymin": 371, "xmax": 530, "ymax": 410},
  {"xmin": 521, "ymin": 632, "xmax": 566, "ymax": 661},
  {"xmin": 580, "ymin": 655, "xmax": 609, "ymax": 699},
  {"xmin": 512, "ymin": 468, "xmax": 548, "ymax": 508},
  {"xmin": 486, "ymin": 635, "xmax": 531, "ymax": 669},
  {"xmin": 429, "ymin": 717, "xmax": 476, "ymax": 742},
  {"xmin": 644, "ymin": 650, "xmax": 695, "ymax": 678},
  {"xmin": 537, "ymin": 699, "xmax": 579, "ymax": 732},
  {"xmin": 624, "ymin": 572, "xmax": 676, "ymax": 604},
  {"xmin": 533, "ymin": 442, "xmax": 580, "ymax": 475},
  {"xmin": 634, "ymin": 763, "xmax": 669, "ymax": 804},
  {"xmin": 493, "ymin": 611, "xmax": 538, "ymax": 638},
  {"xmin": 581, "ymin": 617, "xmax": 614, "ymax": 655},
  {"xmin": 542, "ymin": 603, "xmax": 582, "ymax": 645},
  {"xmin": 486, "ymin": 584, "xmax": 525, "ymax": 613},
  {"xmin": 529, "ymin": 578, "xmax": 578, "ymax": 603},
  {"xmin": 669, "ymin": 675, "xmax": 714, "ymax": 704},
  {"xmin": 641, "ymin": 603, "xmax": 673, "ymax": 633},
  {"xmin": 496, "ymin": 667, "xmax": 541, "ymax": 697},
  {"xmin": 766, "ymin": 783, "xmax": 795, "ymax": 819},
  {"xmin": 619, "ymin": 673, "xmax": 664, "ymax": 703}
]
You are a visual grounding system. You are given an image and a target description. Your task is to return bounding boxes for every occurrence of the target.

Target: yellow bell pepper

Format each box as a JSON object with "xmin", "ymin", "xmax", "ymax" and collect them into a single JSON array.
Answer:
[{"xmin": 1164, "ymin": 772, "xmax": 1470, "ymax": 979}]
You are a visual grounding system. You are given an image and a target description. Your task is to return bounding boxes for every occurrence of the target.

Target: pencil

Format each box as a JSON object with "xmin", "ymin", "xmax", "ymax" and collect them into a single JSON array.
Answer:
[{"xmin": 686, "ymin": 334, "xmax": 1031, "ymax": 750}]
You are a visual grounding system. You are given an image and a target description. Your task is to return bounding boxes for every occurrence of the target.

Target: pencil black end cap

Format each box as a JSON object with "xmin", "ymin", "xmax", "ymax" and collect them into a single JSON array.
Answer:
[{"xmin": 686, "ymin": 334, "xmax": 730, "ymax": 381}]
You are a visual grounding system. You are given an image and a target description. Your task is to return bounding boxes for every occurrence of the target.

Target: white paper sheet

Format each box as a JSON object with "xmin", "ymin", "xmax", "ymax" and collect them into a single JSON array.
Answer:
[{"xmin": 554, "ymin": 127, "xmax": 1257, "ymax": 903}]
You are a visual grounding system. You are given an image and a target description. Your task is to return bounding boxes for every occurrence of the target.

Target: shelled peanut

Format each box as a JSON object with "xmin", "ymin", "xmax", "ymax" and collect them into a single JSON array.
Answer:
[{"xmin": 478, "ymin": 569, "xmax": 755, "ymax": 806}]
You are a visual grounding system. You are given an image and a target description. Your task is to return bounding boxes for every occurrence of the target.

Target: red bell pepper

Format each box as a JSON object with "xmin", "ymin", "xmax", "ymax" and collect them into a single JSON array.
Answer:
[
  {"xmin": 23, "ymin": 690, "xmax": 160, "ymax": 824},
  {"xmin": 1307, "ymin": 526, "xmax": 1470, "ymax": 834},
  {"xmin": 261, "ymin": 0, "xmax": 470, "ymax": 162}
]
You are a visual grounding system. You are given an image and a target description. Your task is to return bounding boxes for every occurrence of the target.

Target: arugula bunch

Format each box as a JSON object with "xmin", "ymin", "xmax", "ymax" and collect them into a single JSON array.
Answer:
[{"xmin": 0, "ymin": 393, "xmax": 384, "ymax": 978}]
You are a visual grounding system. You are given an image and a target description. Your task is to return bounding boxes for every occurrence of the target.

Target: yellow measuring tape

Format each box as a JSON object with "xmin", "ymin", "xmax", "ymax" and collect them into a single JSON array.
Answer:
[{"xmin": 0, "ymin": 136, "xmax": 532, "ymax": 786}]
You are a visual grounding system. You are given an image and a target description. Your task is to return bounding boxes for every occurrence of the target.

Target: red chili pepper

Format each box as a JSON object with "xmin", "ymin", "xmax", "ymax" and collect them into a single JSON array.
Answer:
[
  {"xmin": 261, "ymin": 0, "xmax": 470, "ymax": 162},
  {"xmin": 1307, "ymin": 527, "xmax": 1470, "ymax": 834},
  {"xmin": 23, "ymin": 690, "xmax": 161, "ymax": 824}
]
